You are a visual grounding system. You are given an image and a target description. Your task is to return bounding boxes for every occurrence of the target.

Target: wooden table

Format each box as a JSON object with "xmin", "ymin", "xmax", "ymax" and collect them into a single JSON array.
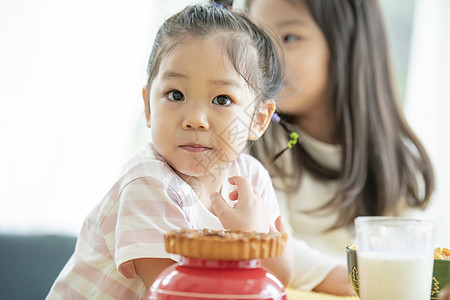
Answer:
[{"xmin": 286, "ymin": 288, "xmax": 359, "ymax": 300}]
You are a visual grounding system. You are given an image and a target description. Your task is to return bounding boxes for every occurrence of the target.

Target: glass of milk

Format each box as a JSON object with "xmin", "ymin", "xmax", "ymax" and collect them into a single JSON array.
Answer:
[{"xmin": 355, "ymin": 217, "xmax": 435, "ymax": 300}]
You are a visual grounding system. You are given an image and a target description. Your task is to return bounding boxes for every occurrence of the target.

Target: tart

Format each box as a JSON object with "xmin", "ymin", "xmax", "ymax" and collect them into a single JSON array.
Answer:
[{"xmin": 164, "ymin": 228, "xmax": 287, "ymax": 260}]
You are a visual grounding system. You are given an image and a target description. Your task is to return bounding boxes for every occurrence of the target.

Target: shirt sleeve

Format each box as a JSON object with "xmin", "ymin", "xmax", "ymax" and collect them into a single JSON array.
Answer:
[
  {"xmin": 253, "ymin": 166, "xmax": 281, "ymax": 225},
  {"xmin": 112, "ymin": 177, "xmax": 190, "ymax": 279},
  {"xmin": 274, "ymin": 171, "xmax": 342, "ymax": 290},
  {"xmin": 274, "ymin": 187, "xmax": 295, "ymax": 235},
  {"xmin": 288, "ymin": 237, "xmax": 341, "ymax": 290}
]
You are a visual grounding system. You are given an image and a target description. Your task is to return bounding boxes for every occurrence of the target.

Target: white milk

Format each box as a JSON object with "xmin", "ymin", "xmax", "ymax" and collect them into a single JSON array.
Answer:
[{"xmin": 358, "ymin": 252, "xmax": 434, "ymax": 300}]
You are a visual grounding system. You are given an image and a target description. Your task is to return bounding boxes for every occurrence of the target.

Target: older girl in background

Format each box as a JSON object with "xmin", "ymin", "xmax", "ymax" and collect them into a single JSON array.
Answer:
[{"xmin": 246, "ymin": 0, "xmax": 434, "ymax": 296}]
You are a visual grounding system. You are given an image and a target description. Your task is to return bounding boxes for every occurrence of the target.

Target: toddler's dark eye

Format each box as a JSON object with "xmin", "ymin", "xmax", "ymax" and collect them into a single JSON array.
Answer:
[
  {"xmin": 167, "ymin": 90, "xmax": 184, "ymax": 101},
  {"xmin": 283, "ymin": 34, "xmax": 300, "ymax": 43},
  {"xmin": 212, "ymin": 95, "xmax": 232, "ymax": 106}
]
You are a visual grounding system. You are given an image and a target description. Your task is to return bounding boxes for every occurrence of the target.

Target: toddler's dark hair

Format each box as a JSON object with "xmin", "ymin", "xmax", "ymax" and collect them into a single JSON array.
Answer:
[{"xmin": 145, "ymin": 3, "xmax": 283, "ymax": 108}]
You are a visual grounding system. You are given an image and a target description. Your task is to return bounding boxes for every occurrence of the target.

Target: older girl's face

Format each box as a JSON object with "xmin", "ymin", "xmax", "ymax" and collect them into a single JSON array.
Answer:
[{"xmin": 249, "ymin": 0, "xmax": 330, "ymax": 120}]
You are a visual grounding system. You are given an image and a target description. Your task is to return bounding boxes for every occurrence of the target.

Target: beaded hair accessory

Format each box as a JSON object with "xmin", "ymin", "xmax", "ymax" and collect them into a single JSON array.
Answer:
[
  {"xmin": 271, "ymin": 112, "xmax": 299, "ymax": 162},
  {"xmin": 212, "ymin": 0, "xmax": 233, "ymax": 9}
]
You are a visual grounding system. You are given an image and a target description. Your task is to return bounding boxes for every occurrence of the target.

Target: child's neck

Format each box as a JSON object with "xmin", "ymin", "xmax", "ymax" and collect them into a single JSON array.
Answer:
[{"xmin": 175, "ymin": 170, "xmax": 228, "ymax": 215}]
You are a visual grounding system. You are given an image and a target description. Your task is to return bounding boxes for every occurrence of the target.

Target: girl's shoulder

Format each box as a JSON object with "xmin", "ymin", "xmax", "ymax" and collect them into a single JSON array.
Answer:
[{"xmin": 116, "ymin": 143, "xmax": 175, "ymax": 188}]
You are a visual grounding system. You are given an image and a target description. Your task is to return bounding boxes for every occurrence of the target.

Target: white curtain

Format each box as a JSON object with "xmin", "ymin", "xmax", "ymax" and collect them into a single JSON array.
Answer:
[
  {"xmin": 0, "ymin": 0, "xmax": 191, "ymax": 234},
  {"xmin": 405, "ymin": 0, "xmax": 450, "ymax": 246}
]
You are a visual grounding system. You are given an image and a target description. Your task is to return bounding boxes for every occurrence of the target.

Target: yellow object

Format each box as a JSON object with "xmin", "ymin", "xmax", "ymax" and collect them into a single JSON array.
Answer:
[
  {"xmin": 286, "ymin": 288, "xmax": 359, "ymax": 300},
  {"xmin": 288, "ymin": 132, "xmax": 299, "ymax": 149},
  {"xmin": 435, "ymin": 247, "xmax": 450, "ymax": 260}
]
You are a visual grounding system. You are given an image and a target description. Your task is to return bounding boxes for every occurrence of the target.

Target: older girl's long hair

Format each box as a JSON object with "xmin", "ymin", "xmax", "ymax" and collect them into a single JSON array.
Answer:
[{"xmin": 248, "ymin": 0, "xmax": 434, "ymax": 229}]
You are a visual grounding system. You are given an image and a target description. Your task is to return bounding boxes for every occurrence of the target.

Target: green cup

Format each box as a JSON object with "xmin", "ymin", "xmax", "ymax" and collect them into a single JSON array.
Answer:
[
  {"xmin": 346, "ymin": 246, "xmax": 360, "ymax": 297},
  {"xmin": 346, "ymin": 246, "xmax": 450, "ymax": 299}
]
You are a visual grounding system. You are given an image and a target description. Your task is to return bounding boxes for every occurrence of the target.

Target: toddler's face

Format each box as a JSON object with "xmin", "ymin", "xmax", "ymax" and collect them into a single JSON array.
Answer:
[{"xmin": 146, "ymin": 36, "xmax": 262, "ymax": 182}]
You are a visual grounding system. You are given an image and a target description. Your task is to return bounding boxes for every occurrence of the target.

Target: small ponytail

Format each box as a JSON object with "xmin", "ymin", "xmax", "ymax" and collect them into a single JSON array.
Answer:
[{"xmin": 211, "ymin": 0, "xmax": 233, "ymax": 10}]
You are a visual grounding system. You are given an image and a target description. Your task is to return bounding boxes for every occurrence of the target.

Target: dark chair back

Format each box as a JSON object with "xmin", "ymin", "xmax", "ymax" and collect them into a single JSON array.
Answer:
[{"xmin": 0, "ymin": 234, "xmax": 77, "ymax": 300}]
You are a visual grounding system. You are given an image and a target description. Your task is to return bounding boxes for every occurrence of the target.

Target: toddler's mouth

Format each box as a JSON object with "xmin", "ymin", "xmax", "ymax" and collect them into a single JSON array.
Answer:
[{"xmin": 179, "ymin": 144, "xmax": 213, "ymax": 153}]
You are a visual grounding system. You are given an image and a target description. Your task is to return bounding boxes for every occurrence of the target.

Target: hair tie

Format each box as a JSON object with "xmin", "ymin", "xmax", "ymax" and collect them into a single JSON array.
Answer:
[
  {"xmin": 288, "ymin": 132, "xmax": 299, "ymax": 149},
  {"xmin": 212, "ymin": 0, "xmax": 233, "ymax": 10},
  {"xmin": 271, "ymin": 112, "xmax": 300, "ymax": 162},
  {"xmin": 272, "ymin": 112, "xmax": 281, "ymax": 123}
]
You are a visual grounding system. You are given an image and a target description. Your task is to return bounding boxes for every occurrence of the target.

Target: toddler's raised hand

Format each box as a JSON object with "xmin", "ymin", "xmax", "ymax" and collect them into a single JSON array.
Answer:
[{"xmin": 210, "ymin": 176, "xmax": 270, "ymax": 233}]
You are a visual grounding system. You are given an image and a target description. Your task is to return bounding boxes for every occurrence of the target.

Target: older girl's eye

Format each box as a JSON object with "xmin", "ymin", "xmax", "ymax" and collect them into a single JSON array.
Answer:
[
  {"xmin": 283, "ymin": 34, "xmax": 300, "ymax": 43},
  {"xmin": 167, "ymin": 90, "xmax": 184, "ymax": 101},
  {"xmin": 212, "ymin": 95, "xmax": 232, "ymax": 106}
]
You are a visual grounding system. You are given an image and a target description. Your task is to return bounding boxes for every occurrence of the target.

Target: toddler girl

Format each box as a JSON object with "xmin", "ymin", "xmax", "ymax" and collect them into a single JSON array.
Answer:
[{"xmin": 46, "ymin": 2, "xmax": 292, "ymax": 299}]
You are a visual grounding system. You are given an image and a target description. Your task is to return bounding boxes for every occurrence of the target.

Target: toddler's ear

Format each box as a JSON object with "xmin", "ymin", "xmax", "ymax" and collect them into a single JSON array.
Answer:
[
  {"xmin": 142, "ymin": 87, "xmax": 151, "ymax": 128},
  {"xmin": 248, "ymin": 100, "xmax": 275, "ymax": 140}
]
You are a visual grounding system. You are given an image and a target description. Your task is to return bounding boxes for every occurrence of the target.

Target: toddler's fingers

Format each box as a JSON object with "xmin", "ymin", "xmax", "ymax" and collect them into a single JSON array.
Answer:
[
  {"xmin": 275, "ymin": 215, "xmax": 288, "ymax": 233},
  {"xmin": 269, "ymin": 215, "xmax": 287, "ymax": 234},
  {"xmin": 228, "ymin": 189, "xmax": 239, "ymax": 201},
  {"xmin": 227, "ymin": 176, "xmax": 253, "ymax": 200},
  {"xmin": 210, "ymin": 192, "xmax": 233, "ymax": 218}
]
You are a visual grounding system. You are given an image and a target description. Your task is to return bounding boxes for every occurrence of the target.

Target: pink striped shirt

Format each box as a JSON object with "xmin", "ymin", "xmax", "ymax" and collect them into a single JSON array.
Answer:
[{"xmin": 46, "ymin": 143, "xmax": 280, "ymax": 299}]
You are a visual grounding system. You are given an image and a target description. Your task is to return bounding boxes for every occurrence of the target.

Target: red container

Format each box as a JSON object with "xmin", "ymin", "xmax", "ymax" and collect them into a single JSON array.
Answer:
[{"xmin": 148, "ymin": 256, "xmax": 286, "ymax": 299}]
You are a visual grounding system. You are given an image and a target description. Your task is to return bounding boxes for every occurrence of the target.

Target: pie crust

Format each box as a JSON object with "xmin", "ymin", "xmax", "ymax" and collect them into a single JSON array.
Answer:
[{"xmin": 164, "ymin": 228, "xmax": 287, "ymax": 260}]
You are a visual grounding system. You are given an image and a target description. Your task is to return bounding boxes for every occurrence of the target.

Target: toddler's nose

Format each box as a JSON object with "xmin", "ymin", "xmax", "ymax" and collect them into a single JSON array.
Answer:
[{"xmin": 182, "ymin": 108, "xmax": 209, "ymax": 130}]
